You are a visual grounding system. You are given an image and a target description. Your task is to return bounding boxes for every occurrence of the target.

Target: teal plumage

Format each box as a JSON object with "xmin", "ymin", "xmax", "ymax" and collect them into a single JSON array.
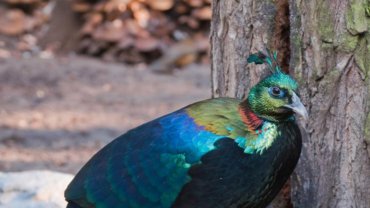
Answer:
[{"xmin": 65, "ymin": 50, "xmax": 308, "ymax": 208}]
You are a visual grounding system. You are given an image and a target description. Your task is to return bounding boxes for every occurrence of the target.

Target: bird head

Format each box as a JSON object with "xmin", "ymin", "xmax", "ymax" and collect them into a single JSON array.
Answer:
[{"xmin": 244, "ymin": 50, "xmax": 308, "ymax": 122}]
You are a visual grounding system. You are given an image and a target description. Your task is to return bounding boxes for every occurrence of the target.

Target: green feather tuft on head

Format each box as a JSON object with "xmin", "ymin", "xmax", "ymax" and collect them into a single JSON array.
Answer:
[
  {"xmin": 247, "ymin": 52, "xmax": 266, "ymax": 65},
  {"xmin": 247, "ymin": 49, "xmax": 282, "ymax": 73}
]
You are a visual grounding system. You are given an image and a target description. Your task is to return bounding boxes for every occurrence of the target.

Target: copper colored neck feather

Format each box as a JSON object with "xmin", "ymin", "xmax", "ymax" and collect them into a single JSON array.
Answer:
[{"xmin": 239, "ymin": 104, "xmax": 263, "ymax": 133}]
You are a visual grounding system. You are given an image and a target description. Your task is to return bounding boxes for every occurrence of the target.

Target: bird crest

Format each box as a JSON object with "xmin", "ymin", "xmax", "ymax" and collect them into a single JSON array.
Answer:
[{"xmin": 247, "ymin": 49, "xmax": 282, "ymax": 73}]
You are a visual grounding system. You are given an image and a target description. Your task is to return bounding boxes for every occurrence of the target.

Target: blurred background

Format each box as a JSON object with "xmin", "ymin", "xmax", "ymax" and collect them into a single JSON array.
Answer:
[{"xmin": 0, "ymin": 0, "xmax": 212, "ymax": 178}]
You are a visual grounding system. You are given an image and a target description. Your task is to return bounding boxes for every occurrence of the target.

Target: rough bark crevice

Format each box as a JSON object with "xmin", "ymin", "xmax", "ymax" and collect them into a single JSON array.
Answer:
[{"xmin": 273, "ymin": 0, "xmax": 290, "ymax": 74}]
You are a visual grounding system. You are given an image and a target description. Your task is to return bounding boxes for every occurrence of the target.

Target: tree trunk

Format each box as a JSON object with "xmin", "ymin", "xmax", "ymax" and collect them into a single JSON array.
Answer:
[
  {"xmin": 211, "ymin": 0, "xmax": 279, "ymax": 99},
  {"xmin": 38, "ymin": 0, "xmax": 81, "ymax": 52},
  {"xmin": 211, "ymin": 0, "xmax": 370, "ymax": 207},
  {"xmin": 289, "ymin": 0, "xmax": 370, "ymax": 207}
]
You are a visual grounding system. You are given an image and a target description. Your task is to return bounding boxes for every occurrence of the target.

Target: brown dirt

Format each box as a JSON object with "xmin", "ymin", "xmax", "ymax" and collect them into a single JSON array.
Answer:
[{"xmin": 0, "ymin": 56, "xmax": 210, "ymax": 174}]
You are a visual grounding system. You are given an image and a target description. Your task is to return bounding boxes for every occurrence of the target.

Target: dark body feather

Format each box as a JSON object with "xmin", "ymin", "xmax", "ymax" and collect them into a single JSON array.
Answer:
[
  {"xmin": 174, "ymin": 122, "xmax": 301, "ymax": 208},
  {"xmin": 65, "ymin": 98, "xmax": 302, "ymax": 208}
]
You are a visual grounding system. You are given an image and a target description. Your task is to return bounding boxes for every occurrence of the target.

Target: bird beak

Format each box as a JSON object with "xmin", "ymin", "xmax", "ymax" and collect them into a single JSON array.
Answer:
[{"xmin": 284, "ymin": 92, "xmax": 308, "ymax": 121}]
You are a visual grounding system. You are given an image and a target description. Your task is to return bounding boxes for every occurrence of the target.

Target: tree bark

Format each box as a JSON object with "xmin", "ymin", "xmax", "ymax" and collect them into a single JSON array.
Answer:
[
  {"xmin": 289, "ymin": 0, "xmax": 370, "ymax": 207},
  {"xmin": 211, "ymin": 0, "xmax": 370, "ymax": 207},
  {"xmin": 211, "ymin": 0, "xmax": 278, "ymax": 99}
]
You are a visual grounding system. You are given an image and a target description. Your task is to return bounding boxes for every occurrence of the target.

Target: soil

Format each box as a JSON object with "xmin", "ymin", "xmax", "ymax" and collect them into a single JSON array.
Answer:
[{"xmin": 0, "ymin": 56, "xmax": 210, "ymax": 174}]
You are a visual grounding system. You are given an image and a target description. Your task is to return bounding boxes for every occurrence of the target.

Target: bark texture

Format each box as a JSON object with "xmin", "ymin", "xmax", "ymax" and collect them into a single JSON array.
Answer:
[
  {"xmin": 211, "ymin": 0, "xmax": 370, "ymax": 207},
  {"xmin": 211, "ymin": 0, "xmax": 277, "ymax": 99},
  {"xmin": 289, "ymin": 0, "xmax": 370, "ymax": 207}
]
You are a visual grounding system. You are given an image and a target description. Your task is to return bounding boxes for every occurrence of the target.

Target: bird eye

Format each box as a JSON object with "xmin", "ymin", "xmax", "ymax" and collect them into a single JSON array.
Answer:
[{"xmin": 268, "ymin": 86, "xmax": 285, "ymax": 98}]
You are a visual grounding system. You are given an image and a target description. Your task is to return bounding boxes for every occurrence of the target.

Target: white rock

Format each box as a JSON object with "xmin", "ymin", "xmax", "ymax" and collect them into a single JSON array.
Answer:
[{"xmin": 0, "ymin": 170, "xmax": 73, "ymax": 208}]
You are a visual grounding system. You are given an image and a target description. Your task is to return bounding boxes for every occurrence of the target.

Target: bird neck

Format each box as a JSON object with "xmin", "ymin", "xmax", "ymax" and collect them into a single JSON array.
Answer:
[
  {"xmin": 237, "ymin": 102, "xmax": 282, "ymax": 154},
  {"xmin": 238, "ymin": 103, "xmax": 264, "ymax": 133}
]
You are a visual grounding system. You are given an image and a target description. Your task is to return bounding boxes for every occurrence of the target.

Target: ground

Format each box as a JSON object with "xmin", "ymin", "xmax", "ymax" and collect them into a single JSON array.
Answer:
[{"xmin": 0, "ymin": 56, "xmax": 210, "ymax": 174}]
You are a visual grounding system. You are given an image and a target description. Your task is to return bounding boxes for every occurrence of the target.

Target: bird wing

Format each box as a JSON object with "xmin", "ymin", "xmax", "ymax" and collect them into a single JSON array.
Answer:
[{"xmin": 65, "ymin": 109, "xmax": 225, "ymax": 208}]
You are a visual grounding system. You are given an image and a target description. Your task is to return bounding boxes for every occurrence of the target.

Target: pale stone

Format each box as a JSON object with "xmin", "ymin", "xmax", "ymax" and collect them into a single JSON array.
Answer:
[{"xmin": 0, "ymin": 170, "xmax": 73, "ymax": 208}]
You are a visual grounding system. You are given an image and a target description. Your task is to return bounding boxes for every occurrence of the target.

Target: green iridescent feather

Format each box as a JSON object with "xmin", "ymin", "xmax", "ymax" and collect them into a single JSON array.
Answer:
[
  {"xmin": 186, "ymin": 98, "xmax": 280, "ymax": 154},
  {"xmin": 247, "ymin": 49, "xmax": 281, "ymax": 73}
]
